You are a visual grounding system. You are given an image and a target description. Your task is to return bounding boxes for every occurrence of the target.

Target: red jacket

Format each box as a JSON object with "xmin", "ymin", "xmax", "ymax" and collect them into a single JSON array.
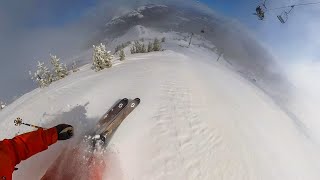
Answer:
[{"xmin": 0, "ymin": 128, "xmax": 58, "ymax": 180}]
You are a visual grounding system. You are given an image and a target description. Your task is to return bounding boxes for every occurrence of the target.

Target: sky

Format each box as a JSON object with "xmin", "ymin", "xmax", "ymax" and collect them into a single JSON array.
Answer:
[
  {"xmin": 0, "ymin": 0, "xmax": 98, "ymax": 28},
  {"xmin": 200, "ymin": 0, "xmax": 320, "ymax": 100},
  {"xmin": 0, "ymin": 0, "xmax": 319, "ymax": 102},
  {"xmin": 0, "ymin": 0, "xmax": 99, "ymax": 102},
  {"xmin": 202, "ymin": 0, "xmax": 320, "ymax": 61}
]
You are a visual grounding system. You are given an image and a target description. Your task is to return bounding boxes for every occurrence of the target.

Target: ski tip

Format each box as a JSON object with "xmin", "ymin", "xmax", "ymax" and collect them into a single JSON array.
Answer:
[{"xmin": 134, "ymin": 98, "xmax": 141, "ymax": 103}]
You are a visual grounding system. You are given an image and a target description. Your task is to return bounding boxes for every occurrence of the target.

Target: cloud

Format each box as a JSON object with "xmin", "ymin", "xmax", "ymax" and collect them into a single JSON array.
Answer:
[
  {"xmin": 285, "ymin": 61, "xmax": 320, "ymax": 142},
  {"xmin": 88, "ymin": 0, "xmax": 217, "ymax": 22},
  {"xmin": 0, "ymin": 1, "xmax": 98, "ymax": 102}
]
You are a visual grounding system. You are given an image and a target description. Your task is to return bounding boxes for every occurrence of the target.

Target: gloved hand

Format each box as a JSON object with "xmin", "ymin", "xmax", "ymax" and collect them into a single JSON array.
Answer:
[{"xmin": 55, "ymin": 124, "xmax": 74, "ymax": 140}]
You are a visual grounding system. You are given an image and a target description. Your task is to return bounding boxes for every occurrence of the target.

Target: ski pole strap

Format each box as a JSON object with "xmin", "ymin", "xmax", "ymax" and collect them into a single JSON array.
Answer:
[{"xmin": 14, "ymin": 117, "xmax": 44, "ymax": 129}]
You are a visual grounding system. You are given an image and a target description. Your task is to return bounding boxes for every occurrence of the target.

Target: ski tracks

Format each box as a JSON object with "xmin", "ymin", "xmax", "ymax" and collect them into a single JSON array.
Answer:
[{"xmin": 146, "ymin": 78, "xmax": 221, "ymax": 180}]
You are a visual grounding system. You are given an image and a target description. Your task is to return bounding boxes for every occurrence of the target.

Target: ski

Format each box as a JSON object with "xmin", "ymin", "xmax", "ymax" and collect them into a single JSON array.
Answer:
[
  {"xmin": 96, "ymin": 98, "xmax": 141, "ymax": 145},
  {"xmin": 95, "ymin": 98, "xmax": 129, "ymax": 135}
]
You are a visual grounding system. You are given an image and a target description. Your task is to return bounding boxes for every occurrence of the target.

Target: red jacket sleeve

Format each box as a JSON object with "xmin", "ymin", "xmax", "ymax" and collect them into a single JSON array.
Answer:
[{"xmin": 0, "ymin": 128, "xmax": 58, "ymax": 180}]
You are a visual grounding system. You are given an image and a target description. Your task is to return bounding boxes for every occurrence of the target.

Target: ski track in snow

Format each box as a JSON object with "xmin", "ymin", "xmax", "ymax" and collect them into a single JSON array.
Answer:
[
  {"xmin": 141, "ymin": 57, "xmax": 256, "ymax": 180},
  {"xmin": 147, "ymin": 71, "xmax": 219, "ymax": 179}
]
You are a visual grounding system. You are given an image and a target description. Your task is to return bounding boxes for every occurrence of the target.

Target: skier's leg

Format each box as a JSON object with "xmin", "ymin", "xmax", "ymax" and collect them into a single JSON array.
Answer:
[
  {"xmin": 88, "ymin": 153, "xmax": 106, "ymax": 179},
  {"xmin": 41, "ymin": 147, "xmax": 106, "ymax": 180}
]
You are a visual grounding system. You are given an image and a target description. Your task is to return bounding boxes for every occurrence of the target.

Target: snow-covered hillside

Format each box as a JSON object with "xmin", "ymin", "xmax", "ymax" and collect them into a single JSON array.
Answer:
[
  {"xmin": 95, "ymin": 4, "xmax": 296, "ymax": 133},
  {"xmin": 1, "ymin": 35, "xmax": 320, "ymax": 179}
]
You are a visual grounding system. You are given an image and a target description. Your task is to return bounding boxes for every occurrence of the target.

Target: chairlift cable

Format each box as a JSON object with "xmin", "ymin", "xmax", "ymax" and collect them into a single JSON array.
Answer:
[{"xmin": 268, "ymin": 1, "xmax": 320, "ymax": 10}]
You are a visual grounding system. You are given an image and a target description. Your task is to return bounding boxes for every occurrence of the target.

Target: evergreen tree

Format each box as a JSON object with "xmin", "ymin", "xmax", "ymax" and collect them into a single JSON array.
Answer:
[
  {"xmin": 147, "ymin": 42, "xmax": 153, "ymax": 52},
  {"xmin": 161, "ymin": 37, "xmax": 166, "ymax": 42},
  {"xmin": 153, "ymin": 38, "xmax": 162, "ymax": 51},
  {"xmin": 116, "ymin": 42, "xmax": 131, "ymax": 54},
  {"xmin": 72, "ymin": 61, "xmax": 79, "ymax": 72},
  {"xmin": 50, "ymin": 54, "xmax": 68, "ymax": 81},
  {"xmin": 30, "ymin": 61, "xmax": 53, "ymax": 88},
  {"xmin": 0, "ymin": 101, "xmax": 5, "ymax": 110},
  {"xmin": 134, "ymin": 41, "xmax": 142, "ymax": 53},
  {"xmin": 92, "ymin": 43, "xmax": 114, "ymax": 71},
  {"xmin": 133, "ymin": 41, "xmax": 138, "ymax": 53},
  {"xmin": 119, "ymin": 49, "xmax": 126, "ymax": 61},
  {"xmin": 142, "ymin": 44, "xmax": 147, "ymax": 53},
  {"xmin": 130, "ymin": 46, "xmax": 136, "ymax": 54}
]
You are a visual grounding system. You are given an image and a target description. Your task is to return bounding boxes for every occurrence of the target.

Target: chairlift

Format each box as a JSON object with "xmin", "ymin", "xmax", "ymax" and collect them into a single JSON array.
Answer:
[
  {"xmin": 277, "ymin": 5, "xmax": 294, "ymax": 23},
  {"xmin": 254, "ymin": 1, "xmax": 320, "ymax": 23},
  {"xmin": 263, "ymin": 0, "xmax": 268, "ymax": 7},
  {"xmin": 277, "ymin": 12, "xmax": 288, "ymax": 23},
  {"xmin": 254, "ymin": 0, "xmax": 267, "ymax": 20},
  {"xmin": 254, "ymin": 6, "xmax": 265, "ymax": 20}
]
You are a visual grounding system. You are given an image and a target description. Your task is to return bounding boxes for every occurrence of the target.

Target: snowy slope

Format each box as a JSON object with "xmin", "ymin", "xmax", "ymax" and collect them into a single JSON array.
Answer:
[
  {"xmin": 97, "ymin": 4, "xmax": 295, "ymax": 133},
  {"xmin": 1, "ymin": 41, "xmax": 320, "ymax": 179}
]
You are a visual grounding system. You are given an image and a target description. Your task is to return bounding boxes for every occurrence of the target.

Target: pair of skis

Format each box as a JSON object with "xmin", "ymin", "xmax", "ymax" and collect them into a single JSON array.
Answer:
[{"xmin": 92, "ymin": 98, "xmax": 140, "ymax": 147}]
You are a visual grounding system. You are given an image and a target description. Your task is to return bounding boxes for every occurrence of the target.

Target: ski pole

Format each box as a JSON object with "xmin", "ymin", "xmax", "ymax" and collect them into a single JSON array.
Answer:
[{"xmin": 14, "ymin": 117, "xmax": 45, "ymax": 129}]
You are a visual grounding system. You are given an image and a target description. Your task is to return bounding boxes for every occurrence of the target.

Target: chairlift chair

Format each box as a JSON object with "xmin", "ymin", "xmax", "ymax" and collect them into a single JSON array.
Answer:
[
  {"xmin": 277, "ymin": 5, "xmax": 295, "ymax": 23},
  {"xmin": 277, "ymin": 12, "xmax": 288, "ymax": 23},
  {"xmin": 255, "ymin": 4, "xmax": 266, "ymax": 20}
]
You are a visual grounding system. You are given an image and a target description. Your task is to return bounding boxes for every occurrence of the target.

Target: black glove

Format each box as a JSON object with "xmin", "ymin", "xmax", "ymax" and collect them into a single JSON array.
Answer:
[{"xmin": 55, "ymin": 124, "xmax": 74, "ymax": 140}]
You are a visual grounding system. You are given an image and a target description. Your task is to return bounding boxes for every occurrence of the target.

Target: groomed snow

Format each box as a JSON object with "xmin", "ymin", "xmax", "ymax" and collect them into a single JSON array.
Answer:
[{"xmin": 1, "ymin": 41, "xmax": 320, "ymax": 180}]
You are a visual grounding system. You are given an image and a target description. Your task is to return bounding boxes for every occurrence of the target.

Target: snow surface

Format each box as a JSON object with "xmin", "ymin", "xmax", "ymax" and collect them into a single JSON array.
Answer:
[{"xmin": 1, "ymin": 29, "xmax": 320, "ymax": 180}]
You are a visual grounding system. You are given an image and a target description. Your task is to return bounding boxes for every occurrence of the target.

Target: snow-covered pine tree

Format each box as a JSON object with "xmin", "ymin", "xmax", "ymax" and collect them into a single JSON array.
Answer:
[
  {"xmin": 153, "ymin": 38, "xmax": 162, "ymax": 51},
  {"xmin": 92, "ymin": 43, "xmax": 113, "ymax": 71},
  {"xmin": 30, "ymin": 61, "xmax": 53, "ymax": 88},
  {"xmin": 119, "ymin": 49, "xmax": 126, "ymax": 61},
  {"xmin": 134, "ymin": 41, "xmax": 142, "ymax": 53},
  {"xmin": 104, "ymin": 49, "xmax": 113, "ymax": 68},
  {"xmin": 130, "ymin": 46, "xmax": 136, "ymax": 54},
  {"xmin": 147, "ymin": 42, "xmax": 153, "ymax": 52},
  {"xmin": 50, "ymin": 54, "xmax": 68, "ymax": 81},
  {"xmin": 142, "ymin": 44, "xmax": 147, "ymax": 53},
  {"xmin": 116, "ymin": 42, "xmax": 131, "ymax": 54},
  {"xmin": 92, "ymin": 44, "xmax": 104, "ymax": 71},
  {"xmin": 0, "ymin": 101, "xmax": 5, "ymax": 110},
  {"xmin": 72, "ymin": 61, "xmax": 79, "ymax": 72}
]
